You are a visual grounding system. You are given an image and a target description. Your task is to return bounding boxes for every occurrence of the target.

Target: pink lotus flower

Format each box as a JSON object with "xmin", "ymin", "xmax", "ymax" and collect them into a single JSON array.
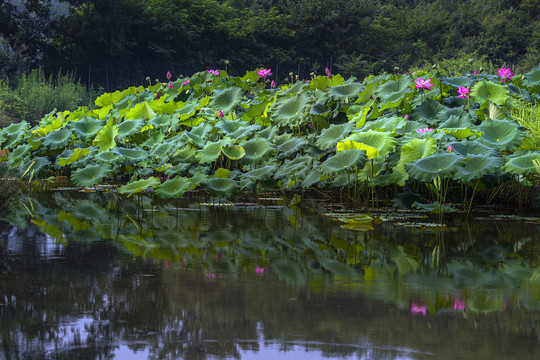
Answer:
[
  {"xmin": 155, "ymin": 92, "xmax": 161, "ymax": 100},
  {"xmin": 257, "ymin": 68, "xmax": 272, "ymax": 80},
  {"xmin": 447, "ymin": 144, "xmax": 453, "ymax": 152},
  {"xmin": 270, "ymin": 80, "xmax": 276, "ymax": 88},
  {"xmin": 183, "ymin": 78, "xmax": 190, "ymax": 86},
  {"xmin": 166, "ymin": 71, "xmax": 172, "ymax": 79},
  {"xmin": 168, "ymin": 82, "xmax": 174, "ymax": 89},
  {"xmin": 404, "ymin": 114, "xmax": 409, "ymax": 120},
  {"xmin": 255, "ymin": 266, "xmax": 266, "ymax": 275},
  {"xmin": 473, "ymin": 70, "xmax": 478, "ymax": 75},
  {"xmin": 497, "ymin": 68, "xmax": 513, "ymax": 82},
  {"xmin": 410, "ymin": 302, "xmax": 428, "ymax": 316},
  {"xmin": 414, "ymin": 78, "xmax": 434, "ymax": 91},
  {"xmin": 207, "ymin": 69, "xmax": 220, "ymax": 75},
  {"xmin": 218, "ymin": 110, "xmax": 224, "ymax": 118},
  {"xmin": 416, "ymin": 127, "xmax": 433, "ymax": 134},
  {"xmin": 325, "ymin": 67, "xmax": 333, "ymax": 78},
  {"xmin": 454, "ymin": 298, "xmax": 465, "ymax": 310},
  {"xmin": 457, "ymin": 86, "xmax": 469, "ymax": 99}
]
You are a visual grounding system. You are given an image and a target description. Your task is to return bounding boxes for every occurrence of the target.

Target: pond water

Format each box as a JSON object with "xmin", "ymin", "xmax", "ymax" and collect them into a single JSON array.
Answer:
[{"xmin": 1, "ymin": 191, "xmax": 539, "ymax": 359}]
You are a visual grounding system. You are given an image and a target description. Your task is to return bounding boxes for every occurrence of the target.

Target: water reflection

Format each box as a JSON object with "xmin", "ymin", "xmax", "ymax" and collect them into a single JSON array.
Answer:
[{"xmin": 0, "ymin": 191, "xmax": 539, "ymax": 359}]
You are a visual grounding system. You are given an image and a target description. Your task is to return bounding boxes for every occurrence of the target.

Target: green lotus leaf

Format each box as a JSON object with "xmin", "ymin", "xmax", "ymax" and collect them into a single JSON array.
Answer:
[
  {"xmin": 20, "ymin": 156, "xmax": 50, "ymax": 179},
  {"xmin": 183, "ymin": 131, "xmax": 206, "ymax": 148},
  {"xmin": 154, "ymin": 176, "xmax": 192, "ymax": 199},
  {"xmin": 399, "ymin": 138, "xmax": 438, "ymax": 165},
  {"xmin": 42, "ymin": 129, "xmax": 72, "ymax": 150},
  {"xmin": 337, "ymin": 140, "xmax": 378, "ymax": 159},
  {"xmin": 95, "ymin": 90, "xmax": 129, "ymax": 107},
  {"xmin": 214, "ymin": 168, "xmax": 230, "ymax": 178},
  {"xmin": 241, "ymin": 164, "xmax": 279, "ymax": 181},
  {"xmin": 195, "ymin": 138, "xmax": 233, "ymax": 164},
  {"xmin": 315, "ymin": 122, "xmax": 355, "ymax": 151},
  {"xmin": 4, "ymin": 120, "xmax": 30, "ymax": 136},
  {"xmin": 439, "ymin": 114, "xmax": 473, "ymax": 129},
  {"xmin": 276, "ymin": 137, "xmax": 308, "ymax": 159},
  {"xmin": 449, "ymin": 141, "xmax": 498, "ymax": 157},
  {"xmin": 113, "ymin": 147, "xmax": 149, "ymax": 162},
  {"xmin": 274, "ymin": 154, "xmax": 313, "ymax": 180},
  {"xmin": 171, "ymin": 144, "xmax": 197, "ymax": 164},
  {"xmin": 71, "ymin": 163, "xmax": 111, "ymax": 187},
  {"xmin": 412, "ymin": 99, "xmax": 447, "ymax": 124},
  {"xmin": 1, "ymin": 121, "xmax": 29, "ymax": 149},
  {"xmin": 204, "ymin": 177, "xmax": 241, "ymax": 197},
  {"xmin": 346, "ymin": 130, "xmax": 396, "ymax": 158},
  {"xmin": 1, "ymin": 131, "xmax": 26, "ymax": 149},
  {"xmin": 524, "ymin": 67, "xmax": 540, "ymax": 87},
  {"xmin": 478, "ymin": 118, "xmax": 525, "ymax": 151},
  {"xmin": 327, "ymin": 82, "xmax": 364, "ymax": 101},
  {"xmin": 119, "ymin": 177, "xmax": 160, "ymax": 197},
  {"xmin": 93, "ymin": 121, "xmax": 118, "ymax": 152},
  {"xmin": 256, "ymin": 126, "xmax": 278, "ymax": 140},
  {"xmin": 501, "ymin": 152, "xmax": 540, "ymax": 176},
  {"xmin": 362, "ymin": 116, "xmax": 406, "ymax": 132},
  {"xmin": 471, "ymin": 80, "xmax": 510, "ymax": 106},
  {"xmin": 164, "ymin": 162, "xmax": 191, "ymax": 176},
  {"xmin": 58, "ymin": 148, "xmax": 90, "ymax": 167},
  {"xmin": 208, "ymin": 87, "xmax": 244, "ymax": 114},
  {"xmin": 320, "ymin": 150, "xmax": 367, "ymax": 176},
  {"xmin": 271, "ymin": 94, "xmax": 310, "ymax": 128},
  {"xmin": 454, "ymin": 155, "xmax": 504, "ymax": 182},
  {"xmin": 438, "ymin": 76, "xmax": 474, "ymax": 88},
  {"xmin": 301, "ymin": 166, "xmax": 324, "ymax": 188},
  {"xmin": 141, "ymin": 132, "xmax": 166, "ymax": 148},
  {"xmin": 7, "ymin": 143, "xmax": 32, "ymax": 169},
  {"xmin": 117, "ymin": 118, "xmax": 146, "ymax": 141},
  {"xmin": 240, "ymin": 137, "xmax": 274, "ymax": 164},
  {"xmin": 150, "ymin": 142, "xmax": 175, "ymax": 158},
  {"xmin": 68, "ymin": 117, "xmax": 103, "ymax": 142},
  {"xmin": 149, "ymin": 114, "xmax": 175, "ymax": 129},
  {"xmin": 190, "ymin": 122, "xmax": 214, "ymax": 139},
  {"xmin": 443, "ymin": 128, "xmax": 483, "ymax": 139},
  {"xmin": 376, "ymin": 75, "xmax": 413, "ymax": 103},
  {"xmin": 215, "ymin": 119, "xmax": 242, "ymax": 135},
  {"xmin": 405, "ymin": 152, "xmax": 466, "ymax": 182},
  {"xmin": 94, "ymin": 151, "xmax": 125, "ymax": 164},
  {"xmin": 221, "ymin": 144, "xmax": 246, "ymax": 160}
]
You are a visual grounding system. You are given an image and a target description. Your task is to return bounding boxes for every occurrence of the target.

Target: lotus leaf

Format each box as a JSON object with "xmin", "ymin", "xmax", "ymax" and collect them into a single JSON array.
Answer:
[
  {"xmin": 154, "ymin": 176, "xmax": 192, "ymax": 199},
  {"xmin": 183, "ymin": 131, "xmax": 206, "ymax": 148},
  {"xmin": 274, "ymin": 154, "xmax": 313, "ymax": 180},
  {"xmin": 412, "ymin": 99, "xmax": 447, "ymax": 124},
  {"xmin": 362, "ymin": 116, "xmax": 406, "ymax": 132},
  {"xmin": 337, "ymin": 140, "xmax": 378, "ymax": 160},
  {"xmin": 453, "ymin": 155, "xmax": 504, "ymax": 182},
  {"xmin": 164, "ymin": 162, "xmax": 190, "ymax": 176},
  {"xmin": 189, "ymin": 122, "xmax": 214, "ymax": 139},
  {"xmin": 58, "ymin": 148, "xmax": 90, "ymax": 167},
  {"xmin": 501, "ymin": 152, "xmax": 540, "ymax": 175},
  {"xmin": 119, "ymin": 177, "xmax": 160, "ymax": 197},
  {"xmin": 478, "ymin": 119, "xmax": 525, "ymax": 151},
  {"xmin": 271, "ymin": 94, "xmax": 310, "ymax": 128},
  {"xmin": 69, "ymin": 117, "xmax": 103, "ymax": 142},
  {"xmin": 93, "ymin": 122, "xmax": 118, "ymax": 152},
  {"xmin": 141, "ymin": 132, "xmax": 167, "ymax": 148},
  {"xmin": 256, "ymin": 126, "xmax": 278, "ymax": 140},
  {"xmin": 320, "ymin": 150, "xmax": 367, "ymax": 175},
  {"xmin": 70, "ymin": 164, "xmax": 111, "ymax": 187},
  {"xmin": 346, "ymin": 130, "xmax": 396, "ymax": 158},
  {"xmin": 214, "ymin": 168, "xmax": 230, "ymax": 178},
  {"xmin": 221, "ymin": 144, "xmax": 246, "ymax": 160},
  {"xmin": 327, "ymin": 82, "xmax": 364, "ymax": 101},
  {"xmin": 138, "ymin": 167, "xmax": 154, "ymax": 177},
  {"xmin": 239, "ymin": 137, "xmax": 274, "ymax": 164},
  {"xmin": 195, "ymin": 138, "xmax": 233, "ymax": 164},
  {"xmin": 315, "ymin": 122, "xmax": 355, "ymax": 150},
  {"xmin": 524, "ymin": 67, "xmax": 540, "ymax": 87},
  {"xmin": 241, "ymin": 164, "xmax": 279, "ymax": 181},
  {"xmin": 204, "ymin": 177, "xmax": 241, "ymax": 197},
  {"xmin": 376, "ymin": 75, "xmax": 413, "ymax": 103},
  {"xmin": 94, "ymin": 151, "xmax": 125, "ymax": 164},
  {"xmin": 301, "ymin": 166, "xmax": 324, "ymax": 188},
  {"xmin": 113, "ymin": 147, "xmax": 149, "ymax": 162},
  {"xmin": 449, "ymin": 141, "xmax": 498, "ymax": 157},
  {"xmin": 471, "ymin": 80, "xmax": 510, "ymax": 106},
  {"xmin": 406, "ymin": 152, "xmax": 466, "ymax": 182},
  {"xmin": 438, "ymin": 76, "xmax": 474, "ymax": 88},
  {"xmin": 444, "ymin": 128, "xmax": 483, "ymax": 139},
  {"xmin": 42, "ymin": 129, "xmax": 72, "ymax": 150},
  {"xmin": 439, "ymin": 114, "xmax": 474, "ymax": 129},
  {"xmin": 150, "ymin": 142, "xmax": 175, "ymax": 158},
  {"xmin": 117, "ymin": 118, "xmax": 146, "ymax": 141},
  {"xmin": 209, "ymin": 87, "xmax": 244, "ymax": 114},
  {"xmin": 276, "ymin": 137, "xmax": 308, "ymax": 159},
  {"xmin": 149, "ymin": 114, "xmax": 175, "ymax": 129},
  {"xmin": 3, "ymin": 120, "xmax": 29, "ymax": 136},
  {"xmin": 171, "ymin": 144, "xmax": 197, "ymax": 164}
]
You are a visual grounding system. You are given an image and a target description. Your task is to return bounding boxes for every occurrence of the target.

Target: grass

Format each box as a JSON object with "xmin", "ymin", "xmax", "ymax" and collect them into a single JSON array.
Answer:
[
  {"xmin": 509, "ymin": 99, "xmax": 540, "ymax": 151},
  {"xmin": 0, "ymin": 68, "xmax": 100, "ymax": 127}
]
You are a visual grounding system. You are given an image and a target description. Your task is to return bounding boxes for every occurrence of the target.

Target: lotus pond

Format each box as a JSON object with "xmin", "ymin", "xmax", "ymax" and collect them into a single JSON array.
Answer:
[{"xmin": 1, "ymin": 190, "xmax": 540, "ymax": 359}]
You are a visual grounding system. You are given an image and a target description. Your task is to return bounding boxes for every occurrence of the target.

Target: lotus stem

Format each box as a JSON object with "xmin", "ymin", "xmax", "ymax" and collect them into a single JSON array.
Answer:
[{"xmin": 466, "ymin": 179, "xmax": 480, "ymax": 218}]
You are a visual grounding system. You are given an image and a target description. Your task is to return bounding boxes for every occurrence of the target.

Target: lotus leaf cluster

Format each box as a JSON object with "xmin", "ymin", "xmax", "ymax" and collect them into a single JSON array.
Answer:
[{"xmin": 1, "ymin": 67, "xmax": 540, "ymax": 205}]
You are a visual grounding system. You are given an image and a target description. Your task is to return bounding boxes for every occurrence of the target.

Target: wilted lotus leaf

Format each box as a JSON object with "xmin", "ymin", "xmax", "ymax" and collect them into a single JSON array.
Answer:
[
  {"xmin": 221, "ymin": 144, "xmax": 245, "ymax": 160},
  {"xmin": 119, "ymin": 177, "xmax": 160, "ymax": 197},
  {"xmin": 154, "ymin": 176, "xmax": 191, "ymax": 199},
  {"xmin": 406, "ymin": 152, "xmax": 465, "ymax": 182},
  {"xmin": 240, "ymin": 137, "xmax": 274, "ymax": 164},
  {"xmin": 209, "ymin": 87, "xmax": 244, "ymax": 114},
  {"xmin": 376, "ymin": 75, "xmax": 413, "ymax": 104},
  {"xmin": 204, "ymin": 177, "xmax": 241, "ymax": 197},
  {"xmin": 471, "ymin": 80, "xmax": 510, "ymax": 106},
  {"xmin": 346, "ymin": 130, "xmax": 396, "ymax": 158},
  {"xmin": 195, "ymin": 138, "xmax": 232, "ymax": 164},
  {"xmin": 478, "ymin": 118, "xmax": 525, "ymax": 151},
  {"xmin": 20, "ymin": 156, "xmax": 50, "ymax": 179},
  {"xmin": 117, "ymin": 118, "xmax": 145, "ymax": 141},
  {"xmin": 42, "ymin": 129, "xmax": 72, "ymax": 150},
  {"xmin": 71, "ymin": 163, "xmax": 111, "ymax": 187},
  {"xmin": 113, "ymin": 147, "xmax": 149, "ymax": 162},
  {"xmin": 69, "ymin": 117, "xmax": 103, "ymax": 142},
  {"xmin": 315, "ymin": 122, "xmax": 355, "ymax": 150},
  {"xmin": 321, "ymin": 149, "xmax": 367, "ymax": 176},
  {"xmin": 501, "ymin": 152, "xmax": 540, "ymax": 175},
  {"xmin": 455, "ymin": 155, "xmax": 504, "ymax": 182},
  {"xmin": 327, "ymin": 82, "xmax": 364, "ymax": 101},
  {"xmin": 271, "ymin": 94, "xmax": 311, "ymax": 128}
]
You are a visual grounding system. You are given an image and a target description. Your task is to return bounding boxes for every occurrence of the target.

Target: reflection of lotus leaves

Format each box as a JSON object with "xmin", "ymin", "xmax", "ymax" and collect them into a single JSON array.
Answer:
[
  {"xmin": 406, "ymin": 152, "xmax": 465, "ymax": 182},
  {"xmin": 501, "ymin": 152, "xmax": 540, "ymax": 175}
]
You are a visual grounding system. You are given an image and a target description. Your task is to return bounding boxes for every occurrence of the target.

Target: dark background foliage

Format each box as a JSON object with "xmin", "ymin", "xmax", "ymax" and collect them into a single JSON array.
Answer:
[{"xmin": 1, "ymin": 0, "xmax": 539, "ymax": 90}]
